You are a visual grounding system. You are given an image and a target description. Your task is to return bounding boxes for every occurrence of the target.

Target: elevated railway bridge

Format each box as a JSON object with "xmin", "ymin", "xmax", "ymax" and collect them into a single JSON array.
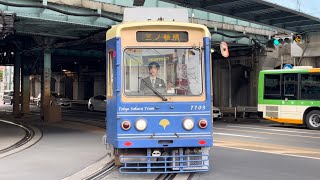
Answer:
[{"xmin": 0, "ymin": 0, "xmax": 319, "ymax": 121}]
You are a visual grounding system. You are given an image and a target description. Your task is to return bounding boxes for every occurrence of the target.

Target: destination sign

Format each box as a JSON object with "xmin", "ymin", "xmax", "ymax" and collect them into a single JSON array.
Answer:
[{"xmin": 136, "ymin": 31, "xmax": 188, "ymax": 42}]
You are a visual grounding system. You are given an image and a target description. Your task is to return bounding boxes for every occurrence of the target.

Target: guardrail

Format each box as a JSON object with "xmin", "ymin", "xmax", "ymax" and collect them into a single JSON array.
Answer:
[{"xmin": 219, "ymin": 106, "xmax": 260, "ymax": 119}]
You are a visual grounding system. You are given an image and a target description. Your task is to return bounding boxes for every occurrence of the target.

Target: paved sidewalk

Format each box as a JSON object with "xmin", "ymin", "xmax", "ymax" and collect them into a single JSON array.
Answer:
[{"xmin": 0, "ymin": 114, "xmax": 107, "ymax": 180}]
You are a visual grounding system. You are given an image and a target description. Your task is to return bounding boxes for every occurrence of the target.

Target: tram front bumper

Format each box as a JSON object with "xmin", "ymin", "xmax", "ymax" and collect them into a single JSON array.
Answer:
[{"xmin": 114, "ymin": 137, "xmax": 213, "ymax": 148}]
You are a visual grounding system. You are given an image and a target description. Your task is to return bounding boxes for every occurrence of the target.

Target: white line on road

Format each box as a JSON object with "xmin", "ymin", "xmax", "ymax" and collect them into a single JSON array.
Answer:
[
  {"xmin": 226, "ymin": 125, "xmax": 320, "ymax": 135},
  {"xmin": 213, "ymin": 132, "xmax": 267, "ymax": 139},
  {"xmin": 216, "ymin": 145, "xmax": 320, "ymax": 161},
  {"xmin": 215, "ymin": 127, "xmax": 320, "ymax": 139}
]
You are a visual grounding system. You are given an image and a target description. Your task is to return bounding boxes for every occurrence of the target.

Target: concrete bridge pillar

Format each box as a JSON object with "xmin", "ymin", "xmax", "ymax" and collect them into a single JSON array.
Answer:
[
  {"xmin": 21, "ymin": 57, "xmax": 30, "ymax": 116},
  {"xmin": 13, "ymin": 52, "xmax": 21, "ymax": 118},
  {"xmin": 41, "ymin": 49, "xmax": 52, "ymax": 121}
]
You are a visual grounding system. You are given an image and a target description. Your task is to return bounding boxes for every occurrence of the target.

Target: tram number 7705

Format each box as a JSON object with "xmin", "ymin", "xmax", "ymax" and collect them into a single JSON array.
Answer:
[{"xmin": 191, "ymin": 105, "xmax": 206, "ymax": 110}]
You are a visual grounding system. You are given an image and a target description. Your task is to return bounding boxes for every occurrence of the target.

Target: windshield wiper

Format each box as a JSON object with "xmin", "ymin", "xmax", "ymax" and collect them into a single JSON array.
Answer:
[{"xmin": 141, "ymin": 78, "xmax": 167, "ymax": 101}]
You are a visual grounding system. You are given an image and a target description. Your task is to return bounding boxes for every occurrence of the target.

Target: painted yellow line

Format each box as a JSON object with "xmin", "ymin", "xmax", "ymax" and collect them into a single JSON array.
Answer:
[
  {"xmin": 215, "ymin": 140, "xmax": 320, "ymax": 160},
  {"xmin": 214, "ymin": 127, "xmax": 320, "ymax": 139}
]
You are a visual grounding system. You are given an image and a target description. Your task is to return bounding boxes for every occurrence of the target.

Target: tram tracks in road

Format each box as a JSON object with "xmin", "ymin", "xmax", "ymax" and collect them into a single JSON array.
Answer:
[
  {"xmin": 62, "ymin": 110, "xmax": 106, "ymax": 129},
  {"xmin": 0, "ymin": 119, "xmax": 42, "ymax": 158},
  {"xmin": 155, "ymin": 173, "xmax": 177, "ymax": 180},
  {"xmin": 63, "ymin": 118, "xmax": 106, "ymax": 129},
  {"xmin": 83, "ymin": 160, "xmax": 119, "ymax": 180},
  {"xmin": 61, "ymin": 112, "xmax": 198, "ymax": 180},
  {"xmin": 61, "ymin": 119, "xmax": 116, "ymax": 180},
  {"xmin": 60, "ymin": 113, "xmax": 117, "ymax": 180},
  {"xmin": 62, "ymin": 117, "xmax": 119, "ymax": 180},
  {"xmin": 155, "ymin": 172, "xmax": 195, "ymax": 180}
]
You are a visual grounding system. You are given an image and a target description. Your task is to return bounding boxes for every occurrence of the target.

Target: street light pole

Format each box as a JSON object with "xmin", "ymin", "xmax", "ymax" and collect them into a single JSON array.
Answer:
[
  {"xmin": 219, "ymin": 41, "xmax": 231, "ymax": 107},
  {"xmin": 226, "ymin": 58, "xmax": 232, "ymax": 107}
]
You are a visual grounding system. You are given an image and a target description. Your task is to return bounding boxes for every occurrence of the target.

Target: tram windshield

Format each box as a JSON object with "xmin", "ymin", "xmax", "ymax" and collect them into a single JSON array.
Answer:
[{"xmin": 123, "ymin": 48, "xmax": 203, "ymax": 96}]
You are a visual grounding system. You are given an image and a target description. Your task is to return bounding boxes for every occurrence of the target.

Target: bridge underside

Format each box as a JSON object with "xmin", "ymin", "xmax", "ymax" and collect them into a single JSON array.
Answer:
[
  {"xmin": 163, "ymin": 0, "xmax": 320, "ymax": 33},
  {"xmin": 0, "ymin": 0, "xmax": 115, "ymax": 120},
  {"xmin": 1, "ymin": 0, "xmax": 314, "ymax": 120}
]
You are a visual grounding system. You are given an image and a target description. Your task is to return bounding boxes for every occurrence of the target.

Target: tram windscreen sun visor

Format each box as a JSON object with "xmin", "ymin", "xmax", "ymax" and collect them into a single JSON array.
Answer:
[{"xmin": 136, "ymin": 31, "xmax": 188, "ymax": 42}]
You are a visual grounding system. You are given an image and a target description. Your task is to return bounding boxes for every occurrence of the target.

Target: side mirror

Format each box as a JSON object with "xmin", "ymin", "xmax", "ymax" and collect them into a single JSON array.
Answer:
[{"xmin": 220, "ymin": 41, "xmax": 229, "ymax": 58}]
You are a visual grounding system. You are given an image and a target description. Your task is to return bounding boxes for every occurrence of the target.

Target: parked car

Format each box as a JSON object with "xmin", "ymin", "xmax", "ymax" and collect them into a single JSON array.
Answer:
[
  {"xmin": 3, "ymin": 90, "xmax": 14, "ymax": 105},
  {"xmin": 37, "ymin": 92, "xmax": 72, "ymax": 109},
  {"xmin": 88, "ymin": 95, "xmax": 106, "ymax": 112},
  {"xmin": 213, "ymin": 106, "xmax": 222, "ymax": 120}
]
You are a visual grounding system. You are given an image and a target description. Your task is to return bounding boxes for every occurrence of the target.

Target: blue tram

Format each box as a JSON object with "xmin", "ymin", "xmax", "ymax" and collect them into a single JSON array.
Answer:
[{"xmin": 105, "ymin": 8, "xmax": 213, "ymax": 173}]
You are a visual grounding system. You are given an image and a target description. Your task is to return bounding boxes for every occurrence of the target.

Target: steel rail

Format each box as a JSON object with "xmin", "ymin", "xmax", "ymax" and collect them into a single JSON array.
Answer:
[{"xmin": 0, "ymin": 120, "xmax": 36, "ymax": 155}]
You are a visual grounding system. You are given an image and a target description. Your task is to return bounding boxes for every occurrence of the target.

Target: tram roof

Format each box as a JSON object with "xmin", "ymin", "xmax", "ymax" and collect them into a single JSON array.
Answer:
[{"xmin": 106, "ymin": 21, "xmax": 211, "ymax": 41}]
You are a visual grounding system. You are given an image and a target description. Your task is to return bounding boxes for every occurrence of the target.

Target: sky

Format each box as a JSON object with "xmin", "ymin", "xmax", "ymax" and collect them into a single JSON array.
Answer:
[{"xmin": 265, "ymin": 0, "xmax": 320, "ymax": 18}]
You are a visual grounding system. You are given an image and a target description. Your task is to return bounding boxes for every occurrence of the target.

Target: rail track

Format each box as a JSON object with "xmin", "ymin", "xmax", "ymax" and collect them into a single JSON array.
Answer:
[
  {"xmin": 0, "ymin": 120, "xmax": 35, "ymax": 154},
  {"xmin": 63, "ymin": 112, "xmax": 197, "ymax": 180},
  {"xmin": 0, "ymin": 119, "xmax": 41, "ymax": 158},
  {"xmin": 83, "ymin": 160, "xmax": 119, "ymax": 180}
]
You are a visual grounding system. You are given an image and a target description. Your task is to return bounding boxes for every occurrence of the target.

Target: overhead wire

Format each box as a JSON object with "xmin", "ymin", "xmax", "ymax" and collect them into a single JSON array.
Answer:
[
  {"xmin": 0, "ymin": 0, "xmax": 122, "ymax": 22},
  {"xmin": 211, "ymin": 31, "xmax": 261, "ymax": 48}
]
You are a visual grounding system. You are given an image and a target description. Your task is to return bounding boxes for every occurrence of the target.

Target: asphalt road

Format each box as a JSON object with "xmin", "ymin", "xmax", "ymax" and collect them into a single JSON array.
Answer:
[
  {"xmin": 0, "ymin": 104, "xmax": 320, "ymax": 180},
  {"xmin": 209, "ymin": 121, "xmax": 320, "ymax": 180}
]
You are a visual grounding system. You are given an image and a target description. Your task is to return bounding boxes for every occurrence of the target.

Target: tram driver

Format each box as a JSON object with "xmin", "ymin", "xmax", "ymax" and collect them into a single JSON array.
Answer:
[{"xmin": 140, "ymin": 62, "xmax": 167, "ymax": 94}]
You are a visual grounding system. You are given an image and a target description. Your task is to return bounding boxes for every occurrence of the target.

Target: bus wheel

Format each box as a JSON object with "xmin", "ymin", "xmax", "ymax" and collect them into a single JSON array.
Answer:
[{"xmin": 306, "ymin": 110, "xmax": 320, "ymax": 130}]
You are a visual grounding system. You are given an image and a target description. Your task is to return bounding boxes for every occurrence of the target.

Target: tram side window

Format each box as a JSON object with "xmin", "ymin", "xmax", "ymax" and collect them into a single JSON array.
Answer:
[
  {"xmin": 264, "ymin": 74, "xmax": 281, "ymax": 99},
  {"xmin": 301, "ymin": 74, "xmax": 320, "ymax": 100},
  {"xmin": 107, "ymin": 51, "xmax": 114, "ymax": 98},
  {"xmin": 283, "ymin": 74, "xmax": 297, "ymax": 100}
]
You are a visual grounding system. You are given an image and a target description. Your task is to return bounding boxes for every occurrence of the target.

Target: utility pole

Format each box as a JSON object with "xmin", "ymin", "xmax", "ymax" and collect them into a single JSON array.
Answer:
[
  {"xmin": 220, "ymin": 41, "xmax": 231, "ymax": 107},
  {"xmin": 227, "ymin": 58, "xmax": 232, "ymax": 107}
]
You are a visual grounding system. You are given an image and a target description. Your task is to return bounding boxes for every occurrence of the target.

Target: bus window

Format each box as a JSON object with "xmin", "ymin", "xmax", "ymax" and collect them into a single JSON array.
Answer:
[
  {"xmin": 301, "ymin": 74, "xmax": 320, "ymax": 100},
  {"xmin": 264, "ymin": 74, "xmax": 281, "ymax": 99},
  {"xmin": 283, "ymin": 74, "xmax": 297, "ymax": 100}
]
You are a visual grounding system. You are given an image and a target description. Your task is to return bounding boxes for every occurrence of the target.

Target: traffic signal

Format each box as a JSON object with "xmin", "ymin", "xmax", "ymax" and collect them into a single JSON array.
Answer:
[
  {"xmin": 220, "ymin": 41, "xmax": 229, "ymax": 58},
  {"xmin": 274, "ymin": 37, "xmax": 292, "ymax": 45},
  {"xmin": 266, "ymin": 36, "xmax": 293, "ymax": 48},
  {"xmin": 293, "ymin": 35, "xmax": 302, "ymax": 43}
]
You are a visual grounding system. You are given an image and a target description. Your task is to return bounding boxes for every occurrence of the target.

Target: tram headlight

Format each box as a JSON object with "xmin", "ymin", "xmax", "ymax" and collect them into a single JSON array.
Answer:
[
  {"xmin": 135, "ymin": 118, "xmax": 147, "ymax": 131},
  {"xmin": 182, "ymin": 118, "xmax": 194, "ymax": 130},
  {"xmin": 121, "ymin": 120, "xmax": 131, "ymax": 131}
]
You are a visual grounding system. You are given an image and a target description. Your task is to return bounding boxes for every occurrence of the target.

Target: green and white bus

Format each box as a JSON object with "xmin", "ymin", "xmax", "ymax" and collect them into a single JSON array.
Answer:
[{"xmin": 258, "ymin": 66, "xmax": 320, "ymax": 130}]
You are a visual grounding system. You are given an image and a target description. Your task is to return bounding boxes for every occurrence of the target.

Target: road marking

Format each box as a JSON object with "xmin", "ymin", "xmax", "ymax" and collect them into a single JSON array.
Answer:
[
  {"xmin": 173, "ymin": 173, "xmax": 190, "ymax": 180},
  {"xmin": 227, "ymin": 125, "xmax": 320, "ymax": 135},
  {"xmin": 215, "ymin": 140, "xmax": 320, "ymax": 160},
  {"xmin": 214, "ymin": 127, "xmax": 320, "ymax": 139},
  {"xmin": 213, "ymin": 132, "xmax": 267, "ymax": 139}
]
